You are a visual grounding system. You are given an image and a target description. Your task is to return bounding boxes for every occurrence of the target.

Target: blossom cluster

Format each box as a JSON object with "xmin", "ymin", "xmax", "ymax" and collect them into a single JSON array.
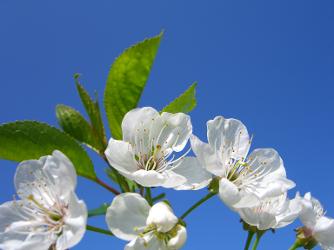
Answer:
[{"xmin": 0, "ymin": 107, "xmax": 333, "ymax": 250}]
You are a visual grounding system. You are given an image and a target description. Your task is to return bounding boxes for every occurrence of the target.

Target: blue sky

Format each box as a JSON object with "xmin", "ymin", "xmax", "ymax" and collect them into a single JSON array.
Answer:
[{"xmin": 1, "ymin": 0, "xmax": 333, "ymax": 249}]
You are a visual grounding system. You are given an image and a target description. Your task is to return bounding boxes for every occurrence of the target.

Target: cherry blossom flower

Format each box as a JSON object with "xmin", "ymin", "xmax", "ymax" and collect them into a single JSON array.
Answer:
[
  {"xmin": 191, "ymin": 116, "xmax": 295, "ymax": 209},
  {"xmin": 0, "ymin": 151, "xmax": 87, "ymax": 250},
  {"xmin": 296, "ymin": 193, "xmax": 334, "ymax": 250},
  {"xmin": 238, "ymin": 193, "xmax": 301, "ymax": 230},
  {"xmin": 105, "ymin": 107, "xmax": 211, "ymax": 189},
  {"xmin": 106, "ymin": 193, "xmax": 187, "ymax": 250}
]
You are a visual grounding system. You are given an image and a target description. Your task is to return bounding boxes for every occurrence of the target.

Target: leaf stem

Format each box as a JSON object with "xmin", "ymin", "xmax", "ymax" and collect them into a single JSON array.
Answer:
[
  {"xmin": 179, "ymin": 192, "xmax": 216, "ymax": 220},
  {"xmin": 244, "ymin": 231, "xmax": 255, "ymax": 250},
  {"xmin": 95, "ymin": 177, "xmax": 120, "ymax": 195},
  {"xmin": 86, "ymin": 225, "xmax": 113, "ymax": 236}
]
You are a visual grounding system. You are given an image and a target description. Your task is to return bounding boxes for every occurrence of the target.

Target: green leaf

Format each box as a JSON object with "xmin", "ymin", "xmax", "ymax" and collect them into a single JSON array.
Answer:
[
  {"xmin": 104, "ymin": 33, "xmax": 163, "ymax": 139},
  {"xmin": 0, "ymin": 121, "xmax": 96, "ymax": 180},
  {"xmin": 105, "ymin": 167, "xmax": 138, "ymax": 192},
  {"xmin": 162, "ymin": 83, "xmax": 197, "ymax": 113},
  {"xmin": 75, "ymin": 76, "xmax": 106, "ymax": 147},
  {"xmin": 88, "ymin": 203, "xmax": 109, "ymax": 217},
  {"xmin": 56, "ymin": 104, "xmax": 104, "ymax": 152}
]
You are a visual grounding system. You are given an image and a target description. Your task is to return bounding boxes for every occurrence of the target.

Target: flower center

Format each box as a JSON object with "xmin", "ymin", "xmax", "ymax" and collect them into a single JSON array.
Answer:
[
  {"xmin": 134, "ymin": 143, "xmax": 190, "ymax": 173},
  {"xmin": 27, "ymin": 195, "xmax": 62, "ymax": 221},
  {"xmin": 135, "ymin": 144, "xmax": 166, "ymax": 171},
  {"xmin": 225, "ymin": 157, "xmax": 271, "ymax": 189},
  {"xmin": 137, "ymin": 224, "xmax": 179, "ymax": 246},
  {"xmin": 226, "ymin": 160, "xmax": 249, "ymax": 181},
  {"xmin": 25, "ymin": 194, "xmax": 66, "ymax": 234},
  {"xmin": 131, "ymin": 123, "xmax": 190, "ymax": 173}
]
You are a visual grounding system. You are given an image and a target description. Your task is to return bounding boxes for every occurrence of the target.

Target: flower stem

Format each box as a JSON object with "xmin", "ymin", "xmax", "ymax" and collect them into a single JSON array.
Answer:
[
  {"xmin": 152, "ymin": 193, "xmax": 166, "ymax": 203},
  {"xmin": 244, "ymin": 231, "xmax": 255, "ymax": 250},
  {"xmin": 145, "ymin": 187, "xmax": 153, "ymax": 206},
  {"xmin": 86, "ymin": 225, "xmax": 114, "ymax": 236},
  {"xmin": 95, "ymin": 177, "xmax": 120, "ymax": 195},
  {"xmin": 288, "ymin": 241, "xmax": 302, "ymax": 250},
  {"xmin": 251, "ymin": 231, "xmax": 264, "ymax": 250},
  {"xmin": 180, "ymin": 192, "xmax": 216, "ymax": 220}
]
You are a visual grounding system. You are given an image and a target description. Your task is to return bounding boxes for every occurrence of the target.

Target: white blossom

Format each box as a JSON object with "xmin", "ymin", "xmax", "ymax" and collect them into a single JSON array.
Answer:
[
  {"xmin": 106, "ymin": 193, "xmax": 187, "ymax": 250},
  {"xmin": 297, "ymin": 193, "xmax": 334, "ymax": 250},
  {"xmin": 105, "ymin": 107, "xmax": 211, "ymax": 189},
  {"xmin": 0, "ymin": 151, "xmax": 87, "ymax": 250},
  {"xmin": 191, "ymin": 116, "xmax": 295, "ymax": 209},
  {"xmin": 238, "ymin": 193, "xmax": 301, "ymax": 230}
]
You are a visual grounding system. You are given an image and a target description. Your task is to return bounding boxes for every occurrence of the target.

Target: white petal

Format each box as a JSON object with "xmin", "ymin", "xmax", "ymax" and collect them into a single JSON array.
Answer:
[
  {"xmin": 298, "ymin": 193, "xmax": 321, "ymax": 229},
  {"xmin": 218, "ymin": 178, "xmax": 241, "ymax": 208},
  {"xmin": 314, "ymin": 216, "xmax": 334, "ymax": 250},
  {"xmin": 122, "ymin": 107, "xmax": 160, "ymax": 143},
  {"xmin": 245, "ymin": 148, "xmax": 294, "ymax": 199},
  {"xmin": 275, "ymin": 197, "xmax": 302, "ymax": 228},
  {"xmin": 158, "ymin": 112, "xmax": 192, "ymax": 152},
  {"xmin": 45, "ymin": 150, "xmax": 77, "ymax": 192},
  {"xmin": 160, "ymin": 171, "xmax": 187, "ymax": 189},
  {"xmin": 207, "ymin": 116, "xmax": 250, "ymax": 160},
  {"xmin": 167, "ymin": 225, "xmax": 187, "ymax": 249},
  {"xmin": 125, "ymin": 233, "xmax": 165, "ymax": 250},
  {"xmin": 254, "ymin": 177, "xmax": 295, "ymax": 199},
  {"xmin": 132, "ymin": 170, "xmax": 166, "ymax": 187},
  {"xmin": 233, "ymin": 193, "xmax": 260, "ymax": 209},
  {"xmin": 190, "ymin": 135, "xmax": 222, "ymax": 176},
  {"xmin": 239, "ymin": 208, "xmax": 277, "ymax": 231},
  {"xmin": 0, "ymin": 233, "xmax": 53, "ymax": 250},
  {"xmin": 146, "ymin": 202, "xmax": 178, "ymax": 233},
  {"xmin": 105, "ymin": 138, "xmax": 138, "ymax": 177},
  {"xmin": 173, "ymin": 157, "xmax": 212, "ymax": 190},
  {"xmin": 247, "ymin": 148, "xmax": 285, "ymax": 180},
  {"xmin": 106, "ymin": 193, "xmax": 150, "ymax": 241},
  {"xmin": 122, "ymin": 107, "xmax": 191, "ymax": 156},
  {"xmin": 0, "ymin": 201, "xmax": 54, "ymax": 250},
  {"xmin": 14, "ymin": 151, "xmax": 77, "ymax": 202},
  {"xmin": 56, "ymin": 192, "xmax": 87, "ymax": 250},
  {"xmin": 254, "ymin": 212, "xmax": 277, "ymax": 231}
]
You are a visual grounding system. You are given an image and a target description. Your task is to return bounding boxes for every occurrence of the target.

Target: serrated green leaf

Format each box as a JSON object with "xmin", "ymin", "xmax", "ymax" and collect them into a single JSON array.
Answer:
[
  {"xmin": 56, "ymin": 104, "xmax": 104, "ymax": 152},
  {"xmin": 0, "ymin": 121, "xmax": 96, "ymax": 180},
  {"xmin": 75, "ymin": 78, "xmax": 106, "ymax": 147},
  {"xmin": 162, "ymin": 83, "xmax": 197, "ymax": 113},
  {"xmin": 104, "ymin": 33, "xmax": 163, "ymax": 139},
  {"xmin": 88, "ymin": 203, "xmax": 109, "ymax": 217}
]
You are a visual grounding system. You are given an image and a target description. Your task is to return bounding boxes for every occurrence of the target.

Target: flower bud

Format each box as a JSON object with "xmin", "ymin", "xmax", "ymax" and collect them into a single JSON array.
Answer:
[
  {"xmin": 167, "ymin": 225, "xmax": 187, "ymax": 249},
  {"xmin": 146, "ymin": 201, "xmax": 178, "ymax": 233}
]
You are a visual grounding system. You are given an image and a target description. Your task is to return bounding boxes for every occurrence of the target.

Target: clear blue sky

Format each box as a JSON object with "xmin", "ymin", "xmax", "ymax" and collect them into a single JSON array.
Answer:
[{"xmin": 1, "ymin": 1, "xmax": 333, "ymax": 249}]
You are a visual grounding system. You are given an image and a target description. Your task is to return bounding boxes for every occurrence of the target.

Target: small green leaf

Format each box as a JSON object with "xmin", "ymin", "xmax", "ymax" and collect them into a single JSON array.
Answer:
[
  {"xmin": 162, "ymin": 83, "xmax": 197, "ymax": 114},
  {"xmin": 0, "ymin": 121, "xmax": 96, "ymax": 180},
  {"xmin": 88, "ymin": 203, "xmax": 109, "ymax": 217},
  {"xmin": 104, "ymin": 33, "xmax": 163, "ymax": 139},
  {"xmin": 56, "ymin": 104, "xmax": 104, "ymax": 152},
  {"xmin": 105, "ymin": 167, "xmax": 138, "ymax": 192},
  {"xmin": 75, "ymin": 78, "xmax": 106, "ymax": 147}
]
